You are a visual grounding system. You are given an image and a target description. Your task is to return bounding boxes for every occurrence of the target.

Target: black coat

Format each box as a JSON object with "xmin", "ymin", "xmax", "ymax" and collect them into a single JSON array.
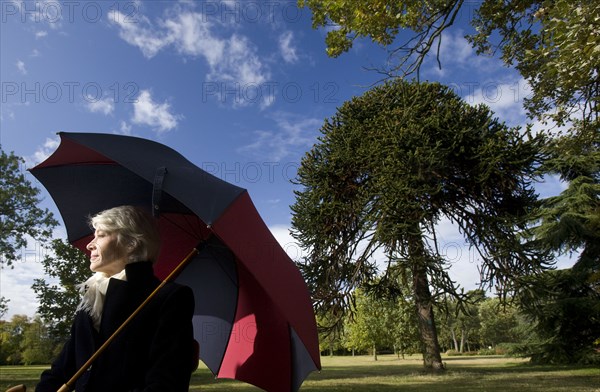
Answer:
[{"xmin": 36, "ymin": 262, "xmax": 196, "ymax": 392}]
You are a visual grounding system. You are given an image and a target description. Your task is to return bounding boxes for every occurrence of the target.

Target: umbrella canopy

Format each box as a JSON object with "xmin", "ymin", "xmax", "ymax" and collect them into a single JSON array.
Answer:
[{"xmin": 30, "ymin": 132, "xmax": 321, "ymax": 392}]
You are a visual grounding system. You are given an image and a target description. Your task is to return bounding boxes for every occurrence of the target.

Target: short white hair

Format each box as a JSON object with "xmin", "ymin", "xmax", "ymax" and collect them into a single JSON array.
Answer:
[{"xmin": 89, "ymin": 205, "xmax": 161, "ymax": 263}]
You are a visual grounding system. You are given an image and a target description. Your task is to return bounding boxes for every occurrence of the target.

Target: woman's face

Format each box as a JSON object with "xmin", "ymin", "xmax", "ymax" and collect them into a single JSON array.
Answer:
[{"xmin": 86, "ymin": 229, "xmax": 128, "ymax": 276}]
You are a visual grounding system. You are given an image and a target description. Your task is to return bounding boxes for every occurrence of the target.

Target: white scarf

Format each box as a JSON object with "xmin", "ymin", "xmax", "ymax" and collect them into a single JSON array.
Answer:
[{"xmin": 76, "ymin": 270, "xmax": 127, "ymax": 331}]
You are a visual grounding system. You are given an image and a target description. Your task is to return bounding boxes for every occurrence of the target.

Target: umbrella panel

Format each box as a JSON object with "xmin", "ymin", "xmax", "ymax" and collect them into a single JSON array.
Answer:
[
  {"xmin": 35, "ymin": 132, "xmax": 246, "ymax": 226},
  {"xmin": 33, "ymin": 164, "xmax": 198, "ymax": 243},
  {"xmin": 290, "ymin": 328, "xmax": 319, "ymax": 392},
  {"xmin": 175, "ymin": 236, "xmax": 239, "ymax": 375}
]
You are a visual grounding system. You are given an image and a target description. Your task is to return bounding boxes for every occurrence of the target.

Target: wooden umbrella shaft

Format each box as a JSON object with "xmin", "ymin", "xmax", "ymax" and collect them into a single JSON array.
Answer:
[
  {"xmin": 57, "ymin": 246, "xmax": 201, "ymax": 392},
  {"xmin": 5, "ymin": 386, "xmax": 26, "ymax": 392}
]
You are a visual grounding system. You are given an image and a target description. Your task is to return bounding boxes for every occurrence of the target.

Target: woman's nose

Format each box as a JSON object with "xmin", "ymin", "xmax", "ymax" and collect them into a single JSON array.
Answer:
[{"xmin": 86, "ymin": 240, "xmax": 95, "ymax": 250}]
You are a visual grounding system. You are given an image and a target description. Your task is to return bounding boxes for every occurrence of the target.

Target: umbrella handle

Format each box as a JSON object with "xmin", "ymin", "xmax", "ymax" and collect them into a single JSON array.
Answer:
[
  {"xmin": 57, "ymin": 245, "xmax": 202, "ymax": 392},
  {"xmin": 5, "ymin": 385, "xmax": 26, "ymax": 392}
]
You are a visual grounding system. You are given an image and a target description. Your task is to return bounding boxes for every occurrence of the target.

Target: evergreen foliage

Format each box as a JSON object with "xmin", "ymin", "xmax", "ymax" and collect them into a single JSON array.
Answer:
[{"xmin": 291, "ymin": 79, "xmax": 548, "ymax": 370}]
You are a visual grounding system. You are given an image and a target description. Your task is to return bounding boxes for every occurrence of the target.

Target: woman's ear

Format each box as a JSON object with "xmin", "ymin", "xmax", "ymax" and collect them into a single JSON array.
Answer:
[
  {"xmin": 127, "ymin": 239, "xmax": 138, "ymax": 251},
  {"xmin": 125, "ymin": 239, "xmax": 144, "ymax": 263}
]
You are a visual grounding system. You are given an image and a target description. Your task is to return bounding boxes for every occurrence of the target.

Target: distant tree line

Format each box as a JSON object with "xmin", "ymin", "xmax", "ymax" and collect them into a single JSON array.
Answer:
[
  {"xmin": 317, "ymin": 288, "xmax": 585, "ymax": 363},
  {"xmin": 0, "ymin": 315, "xmax": 59, "ymax": 365},
  {"xmin": 0, "ymin": 236, "xmax": 89, "ymax": 366}
]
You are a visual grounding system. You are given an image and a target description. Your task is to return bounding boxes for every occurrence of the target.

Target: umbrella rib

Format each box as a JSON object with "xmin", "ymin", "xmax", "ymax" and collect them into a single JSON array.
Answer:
[
  {"xmin": 161, "ymin": 213, "xmax": 205, "ymax": 241},
  {"xmin": 184, "ymin": 214, "xmax": 206, "ymax": 239},
  {"xmin": 160, "ymin": 214, "xmax": 238, "ymax": 287},
  {"xmin": 206, "ymin": 245, "xmax": 239, "ymax": 288}
]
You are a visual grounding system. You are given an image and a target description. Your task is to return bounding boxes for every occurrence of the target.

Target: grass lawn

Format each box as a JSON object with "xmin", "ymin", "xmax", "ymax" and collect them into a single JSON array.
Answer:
[{"xmin": 1, "ymin": 355, "xmax": 598, "ymax": 391}]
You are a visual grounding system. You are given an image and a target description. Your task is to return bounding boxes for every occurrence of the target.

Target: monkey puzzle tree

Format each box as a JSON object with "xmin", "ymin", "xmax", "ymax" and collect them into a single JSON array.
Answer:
[
  {"xmin": 299, "ymin": 0, "xmax": 600, "ymax": 364},
  {"xmin": 291, "ymin": 80, "xmax": 549, "ymax": 370}
]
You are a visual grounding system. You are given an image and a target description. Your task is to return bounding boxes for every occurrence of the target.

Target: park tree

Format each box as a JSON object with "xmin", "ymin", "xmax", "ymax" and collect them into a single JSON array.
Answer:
[
  {"xmin": 343, "ymin": 289, "xmax": 397, "ymax": 360},
  {"xmin": 299, "ymin": 0, "xmax": 599, "ymax": 128},
  {"xmin": 389, "ymin": 295, "xmax": 421, "ymax": 358},
  {"xmin": 478, "ymin": 298, "xmax": 523, "ymax": 348},
  {"xmin": 0, "ymin": 150, "xmax": 57, "ymax": 266},
  {"xmin": 515, "ymin": 267, "xmax": 600, "ymax": 364},
  {"xmin": 438, "ymin": 290, "xmax": 485, "ymax": 353},
  {"xmin": 291, "ymin": 79, "xmax": 549, "ymax": 370},
  {"xmin": 534, "ymin": 133, "xmax": 600, "ymax": 269},
  {"xmin": 32, "ymin": 238, "xmax": 91, "ymax": 341},
  {"xmin": 519, "ymin": 130, "xmax": 600, "ymax": 363},
  {"xmin": 300, "ymin": 0, "xmax": 599, "ymax": 364},
  {"xmin": 0, "ymin": 314, "xmax": 29, "ymax": 364},
  {"xmin": 468, "ymin": 0, "xmax": 599, "ymax": 129},
  {"xmin": 317, "ymin": 313, "xmax": 344, "ymax": 356},
  {"xmin": 299, "ymin": 0, "xmax": 599, "ymax": 247},
  {"xmin": 470, "ymin": 1, "xmax": 600, "ymax": 282},
  {"xmin": 0, "ymin": 315, "xmax": 58, "ymax": 365},
  {"xmin": 20, "ymin": 316, "xmax": 57, "ymax": 365},
  {"xmin": 0, "ymin": 297, "xmax": 8, "ymax": 319}
]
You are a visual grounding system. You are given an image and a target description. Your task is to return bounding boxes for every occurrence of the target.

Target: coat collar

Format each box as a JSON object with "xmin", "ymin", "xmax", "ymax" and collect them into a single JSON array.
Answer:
[{"xmin": 124, "ymin": 261, "xmax": 159, "ymax": 287}]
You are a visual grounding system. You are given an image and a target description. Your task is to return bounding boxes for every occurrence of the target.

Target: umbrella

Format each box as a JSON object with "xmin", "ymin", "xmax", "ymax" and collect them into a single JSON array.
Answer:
[{"xmin": 30, "ymin": 132, "xmax": 321, "ymax": 392}]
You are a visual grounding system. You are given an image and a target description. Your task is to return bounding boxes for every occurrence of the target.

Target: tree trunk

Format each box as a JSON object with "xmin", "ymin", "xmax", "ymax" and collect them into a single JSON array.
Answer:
[
  {"xmin": 460, "ymin": 329, "xmax": 465, "ymax": 353},
  {"xmin": 410, "ymin": 234, "xmax": 444, "ymax": 371},
  {"xmin": 451, "ymin": 329, "xmax": 459, "ymax": 351},
  {"xmin": 373, "ymin": 344, "xmax": 378, "ymax": 361},
  {"xmin": 413, "ymin": 274, "xmax": 444, "ymax": 370}
]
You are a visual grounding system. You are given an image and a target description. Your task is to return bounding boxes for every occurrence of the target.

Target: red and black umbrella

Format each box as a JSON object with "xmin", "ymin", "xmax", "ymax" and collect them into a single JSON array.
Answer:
[{"xmin": 30, "ymin": 132, "xmax": 321, "ymax": 392}]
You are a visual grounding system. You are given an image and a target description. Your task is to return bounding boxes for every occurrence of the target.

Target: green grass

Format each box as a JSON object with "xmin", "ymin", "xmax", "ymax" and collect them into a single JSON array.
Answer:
[{"xmin": 2, "ymin": 355, "xmax": 598, "ymax": 391}]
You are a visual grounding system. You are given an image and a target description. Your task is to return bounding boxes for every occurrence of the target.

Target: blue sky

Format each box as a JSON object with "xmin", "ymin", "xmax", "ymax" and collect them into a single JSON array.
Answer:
[{"xmin": 1, "ymin": 0, "xmax": 570, "ymax": 319}]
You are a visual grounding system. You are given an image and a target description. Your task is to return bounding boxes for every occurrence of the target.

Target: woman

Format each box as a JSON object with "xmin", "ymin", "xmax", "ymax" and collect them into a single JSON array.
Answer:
[{"xmin": 36, "ymin": 206, "xmax": 196, "ymax": 392}]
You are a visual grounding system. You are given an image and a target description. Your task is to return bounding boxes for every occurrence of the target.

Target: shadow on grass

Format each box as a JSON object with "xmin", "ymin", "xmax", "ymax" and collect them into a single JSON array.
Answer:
[{"xmin": 189, "ymin": 359, "xmax": 600, "ymax": 392}]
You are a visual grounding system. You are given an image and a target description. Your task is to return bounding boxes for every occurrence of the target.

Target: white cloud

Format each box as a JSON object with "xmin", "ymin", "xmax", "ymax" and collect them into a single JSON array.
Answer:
[
  {"xmin": 109, "ymin": 11, "xmax": 172, "ymax": 58},
  {"xmin": 0, "ymin": 253, "xmax": 46, "ymax": 319},
  {"xmin": 119, "ymin": 121, "xmax": 132, "ymax": 134},
  {"xmin": 219, "ymin": 34, "xmax": 268, "ymax": 86},
  {"xmin": 108, "ymin": 7, "xmax": 271, "ymax": 106},
  {"xmin": 132, "ymin": 90, "xmax": 181, "ymax": 133},
  {"xmin": 424, "ymin": 30, "xmax": 501, "ymax": 79},
  {"xmin": 463, "ymin": 77, "xmax": 531, "ymax": 126},
  {"xmin": 163, "ymin": 12, "xmax": 224, "ymax": 65},
  {"xmin": 270, "ymin": 224, "xmax": 304, "ymax": 261},
  {"xmin": 16, "ymin": 60, "xmax": 27, "ymax": 75},
  {"xmin": 25, "ymin": 0, "xmax": 62, "ymax": 29},
  {"xmin": 86, "ymin": 96, "xmax": 114, "ymax": 115},
  {"xmin": 238, "ymin": 113, "xmax": 321, "ymax": 161},
  {"xmin": 35, "ymin": 30, "xmax": 48, "ymax": 39},
  {"xmin": 438, "ymin": 31, "xmax": 475, "ymax": 67},
  {"xmin": 28, "ymin": 136, "xmax": 60, "ymax": 167},
  {"xmin": 0, "ymin": 107, "xmax": 14, "ymax": 122},
  {"xmin": 0, "ymin": 227, "xmax": 67, "ymax": 321},
  {"xmin": 279, "ymin": 31, "xmax": 298, "ymax": 64},
  {"xmin": 324, "ymin": 23, "xmax": 341, "ymax": 34}
]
